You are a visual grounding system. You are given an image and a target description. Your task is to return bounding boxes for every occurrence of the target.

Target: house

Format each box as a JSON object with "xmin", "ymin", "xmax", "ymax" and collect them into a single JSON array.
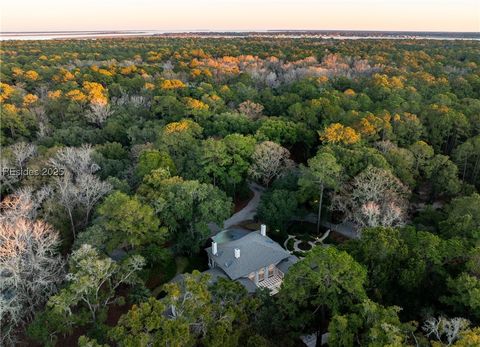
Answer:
[{"xmin": 204, "ymin": 225, "xmax": 298, "ymax": 295}]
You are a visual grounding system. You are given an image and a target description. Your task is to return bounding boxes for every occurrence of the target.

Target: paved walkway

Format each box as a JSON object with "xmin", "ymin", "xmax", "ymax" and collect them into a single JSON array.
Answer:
[
  {"xmin": 223, "ymin": 181, "xmax": 265, "ymax": 228},
  {"xmin": 283, "ymin": 230, "xmax": 331, "ymax": 254},
  {"xmin": 322, "ymin": 221, "xmax": 359, "ymax": 239},
  {"xmin": 211, "ymin": 184, "xmax": 359, "ymax": 241},
  {"xmin": 293, "ymin": 213, "xmax": 359, "ymax": 239}
]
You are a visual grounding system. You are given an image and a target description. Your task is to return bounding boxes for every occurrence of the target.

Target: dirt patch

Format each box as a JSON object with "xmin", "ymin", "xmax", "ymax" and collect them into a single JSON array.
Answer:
[
  {"xmin": 298, "ymin": 241, "xmax": 312, "ymax": 251},
  {"xmin": 327, "ymin": 231, "xmax": 349, "ymax": 244}
]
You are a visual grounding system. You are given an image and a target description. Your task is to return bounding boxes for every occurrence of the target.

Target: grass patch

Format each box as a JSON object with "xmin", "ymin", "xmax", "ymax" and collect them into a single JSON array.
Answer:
[
  {"xmin": 175, "ymin": 257, "xmax": 190, "ymax": 274},
  {"xmin": 286, "ymin": 238, "xmax": 295, "ymax": 251}
]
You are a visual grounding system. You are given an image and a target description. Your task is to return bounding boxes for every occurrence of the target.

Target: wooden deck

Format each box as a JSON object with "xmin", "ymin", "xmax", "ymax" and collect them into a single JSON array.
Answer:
[{"xmin": 257, "ymin": 275, "xmax": 283, "ymax": 295}]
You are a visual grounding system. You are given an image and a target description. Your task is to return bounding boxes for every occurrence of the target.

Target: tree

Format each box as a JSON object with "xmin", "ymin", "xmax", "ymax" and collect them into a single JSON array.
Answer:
[
  {"xmin": 203, "ymin": 112, "xmax": 254, "ymax": 138},
  {"xmin": 199, "ymin": 138, "xmax": 231, "ymax": 187},
  {"xmin": 453, "ymin": 135, "xmax": 480, "ymax": 185},
  {"xmin": 97, "ymin": 191, "xmax": 163, "ymax": 249},
  {"xmin": 9, "ymin": 142, "xmax": 36, "ymax": 169},
  {"xmin": 423, "ymin": 316, "xmax": 472, "ymax": 346},
  {"xmin": 424, "ymin": 155, "xmax": 461, "ymax": 197},
  {"xmin": 0, "ymin": 104, "xmax": 31, "ymax": 145},
  {"xmin": 278, "ymin": 246, "xmax": 367, "ymax": 336},
  {"xmin": 238, "ymin": 100, "xmax": 264, "ymax": 120},
  {"xmin": 391, "ymin": 112, "xmax": 424, "ymax": 147},
  {"xmin": 422, "ymin": 103, "xmax": 469, "ymax": 153},
  {"xmin": 257, "ymin": 189, "xmax": 298, "ymax": 233},
  {"xmin": 320, "ymin": 123, "xmax": 361, "ymax": 145},
  {"xmin": 318, "ymin": 144, "xmax": 389, "ymax": 178},
  {"xmin": 50, "ymin": 145, "xmax": 111, "ymax": 236},
  {"xmin": 440, "ymin": 193, "xmax": 480, "ymax": 239},
  {"xmin": 52, "ymin": 171, "xmax": 111, "ymax": 237},
  {"xmin": 299, "ymin": 152, "xmax": 342, "ymax": 233},
  {"xmin": 332, "ymin": 166, "xmax": 410, "ymax": 230},
  {"xmin": 223, "ymin": 134, "xmax": 256, "ymax": 195},
  {"xmin": 1, "ymin": 156, "xmax": 19, "ymax": 194},
  {"xmin": 157, "ymin": 119, "xmax": 203, "ymax": 176},
  {"xmin": 343, "ymin": 227, "xmax": 407, "ymax": 298},
  {"xmin": 109, "ymin": 296, "xmax": 188, "ymax": 347},
  {"xmin": 379, "ymin": 142, "xmax": 416, "ymax": 187},
  {"xmin": 451, "ymin": 326, "xmax": 480, "ymax": 346},
  {"xmin": 135, "ymin": 149, "xmax": 176, "ymax": 180},
  {"xmin": 92, "ymin": 142, "xmax": 129, "ymax": 180},
  {"xmin": 443, "ymin": 274, "xmax": 480, "ymax": 320},
  {"xmin": 328, "ymin": 300, "xmax": 415, "ymax": 347},
  {"xmin": 248, "ymin": 141, "xmax": 294, "ymax": 187},
  {"xmin": 53, "ymin": 172, "xmax": 80, "ymax": 236},
  {"xmin": 138, "ymin": 172, "xmax": 232, "ymax": 254},
  {"xmin": 343, "ymin": 226, "xmax": 462, "ymax": 315},
  {"xmin": 0, "ymin": 191, "xmax": 65, "ymax": 345},
  {"xmin": 49, "ymin": 145, "xmax": 112, "ymax": 234},
  {"xmin": 31, "ymin": 244, "xmax": 145, "ymax": 345},
  {"xmin": 409, "ymin": 140, "xmax": 434, "ymax": 172},
  {"xmin": 76, "ymin": 173, "xmax": 112, "ymax": 224},
  {"xmin": 109, "ymin": 271, "xmax": 253, "ymax": 347},
  {"xmin": 255, "ymin": 118, "xmax": 314, "ymax": 149},
  {"xmin": 152, "ymin": 95, "xmax": 185, "ymax": 119},
  {"xmin": 49, "ymin": 144, "xmax": 100, "ymax": 176},
  {"xmin": 85, "ymin": 102, "xmax": 113, "ymax": 127},
  {"xmin": 110, "ymin": 271, "xmax": 221, "ymax": 346}
]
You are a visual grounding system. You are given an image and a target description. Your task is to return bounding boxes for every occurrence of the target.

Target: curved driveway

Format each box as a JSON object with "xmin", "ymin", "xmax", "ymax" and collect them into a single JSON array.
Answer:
[{"xmin": 223, "ymin": 181, "xmax": 265, "ymax": 228}]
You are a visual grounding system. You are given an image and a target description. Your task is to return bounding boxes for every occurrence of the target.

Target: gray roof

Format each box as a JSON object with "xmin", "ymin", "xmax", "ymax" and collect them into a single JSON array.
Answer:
[
  {"xmin": 203, "ymin": 267, "xmax": 229, "ymax": 282},
  {"xmin": 237, "ymin": 278, "xmax": 258, "ymax": 293},
  {"xmin": 203, "ymin": 268, "xmax": 257, "ymax": 293},
  {"xmin": 205, "ymin": 231, "xmax": 291, "ymax": 280},
  {"xmin": 277, "ymin": 255, "xmax": 299, "ymax": 274}
]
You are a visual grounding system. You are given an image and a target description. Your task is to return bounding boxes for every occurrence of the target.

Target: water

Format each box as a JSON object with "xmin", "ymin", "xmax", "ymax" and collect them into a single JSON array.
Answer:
[
  {"xmin": 1, "ymin": 30, "xmax": 479, "ymax": 41},
  {"xmin": 0, "ymin": 31, "xmax": 158, "ymax": 40}
]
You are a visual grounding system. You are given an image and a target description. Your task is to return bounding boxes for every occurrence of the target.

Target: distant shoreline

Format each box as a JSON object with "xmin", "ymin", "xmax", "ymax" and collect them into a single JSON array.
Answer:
[{"xmin": 1, "ymin": 30, "xmax": 479, "ymax": 41}]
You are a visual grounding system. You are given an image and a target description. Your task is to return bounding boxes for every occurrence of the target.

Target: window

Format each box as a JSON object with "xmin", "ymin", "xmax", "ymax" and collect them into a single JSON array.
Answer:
[
  {"xmin": 268, "ymin": 264, "xmax": 275, "ymax": 277},
  {"xmin": 258, "ymin": 268, "xmax": 265, "ymax": 281}
]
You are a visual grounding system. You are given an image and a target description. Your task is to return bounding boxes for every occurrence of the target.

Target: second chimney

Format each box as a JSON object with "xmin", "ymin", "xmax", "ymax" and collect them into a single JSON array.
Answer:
[
  {"xmin": 234, "ymin": 248, "xmax": 241, "ymax": 258},
  {"xmin": 212, "ymin": 241, "xmax": 218, "ymax": 255},
  {"xmin": 260, "ymin": 224, "xmax": 267, "ymax": 237}
]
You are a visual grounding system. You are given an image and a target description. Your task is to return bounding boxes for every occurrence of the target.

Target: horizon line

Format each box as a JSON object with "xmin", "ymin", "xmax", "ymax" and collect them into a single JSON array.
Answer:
[{"xmin": 2, "ymin": 29, "xmax": 480, "ymax": 34}]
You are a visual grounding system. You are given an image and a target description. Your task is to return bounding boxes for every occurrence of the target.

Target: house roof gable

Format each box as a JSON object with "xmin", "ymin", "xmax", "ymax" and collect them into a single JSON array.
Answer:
[{"xmin": 205, "ymin": 231, "xmax": 291, "ymax": 280}]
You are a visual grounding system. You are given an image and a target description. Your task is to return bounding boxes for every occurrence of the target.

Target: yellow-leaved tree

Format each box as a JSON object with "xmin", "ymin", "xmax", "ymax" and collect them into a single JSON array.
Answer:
[{"xmin": 320, "ymin": 123, "xmax": 361, "ymax": 145}]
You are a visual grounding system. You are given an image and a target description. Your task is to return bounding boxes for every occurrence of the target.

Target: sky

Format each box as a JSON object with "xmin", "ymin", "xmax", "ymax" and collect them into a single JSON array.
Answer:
[{"xmin": 1, "ymin": 0, "xmax": 479, "ymax": 32}]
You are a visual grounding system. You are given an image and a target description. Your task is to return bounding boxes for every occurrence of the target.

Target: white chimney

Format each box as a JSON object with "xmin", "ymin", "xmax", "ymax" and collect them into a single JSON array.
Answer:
[
  {"xmin": 260, "ymin": 224, "xmax": 267, "ymax": 236},
  {"xmin": 234, "ymin": 248, "xmax": 241, "ymax": 258},
  {"xmin": 212, "ymin": 241, "xmax": 218, "ymax": 255}
]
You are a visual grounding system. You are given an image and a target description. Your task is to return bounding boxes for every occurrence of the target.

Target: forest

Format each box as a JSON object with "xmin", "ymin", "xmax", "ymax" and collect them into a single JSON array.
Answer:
[{"xmin": 0, "ymin": 36, "xmax": 479, "ymax": 346}]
